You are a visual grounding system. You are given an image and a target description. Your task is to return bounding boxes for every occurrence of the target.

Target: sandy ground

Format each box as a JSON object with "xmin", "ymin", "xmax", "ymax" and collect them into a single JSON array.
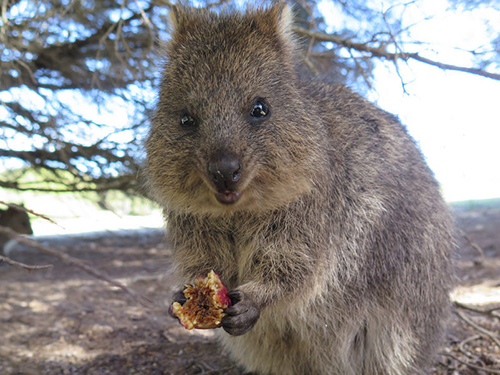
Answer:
[{"xmin": 1, "ymin": 207, "xmax": 499, "ymax": 374}]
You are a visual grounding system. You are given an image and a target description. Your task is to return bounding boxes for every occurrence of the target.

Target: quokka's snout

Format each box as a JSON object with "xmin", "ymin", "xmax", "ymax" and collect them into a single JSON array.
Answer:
[
  {"xmin": 207, "ymin": 151, "xmax": 243, "ymax": 192},
  {"xmin": 207, "ymin": 151, "xmax": 244, "ymax": 205}
]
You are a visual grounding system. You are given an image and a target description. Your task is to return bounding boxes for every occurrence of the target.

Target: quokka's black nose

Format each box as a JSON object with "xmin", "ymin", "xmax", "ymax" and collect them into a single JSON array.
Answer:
[{"xmin": 208, "ymin": 153, "xmax": 242, "ymax": 192}]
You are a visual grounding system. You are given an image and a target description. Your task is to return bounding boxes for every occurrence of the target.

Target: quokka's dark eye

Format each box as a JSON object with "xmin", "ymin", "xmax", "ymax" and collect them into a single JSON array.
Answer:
[
  {"xmin": 250, "ymin": 98, "xmax": 270, "ymax": 120},
  {"xmin": 180, "ymin": 112, "xmax": 196, "ymax": 128}
]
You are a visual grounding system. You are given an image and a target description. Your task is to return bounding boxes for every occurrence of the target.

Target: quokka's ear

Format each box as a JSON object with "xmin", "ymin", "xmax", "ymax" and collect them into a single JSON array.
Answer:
[
  {"xmin": 166, "ymin": 5, "xmax": 198, "ymax": 50},
  {"xmin": 269, "ymin": 2, "xmax": 294, "ymax": 46},
  {"xmin": 252, "ymin": 3, "xmax": 296, "ymax": 54},
  {"xmin": 168, "ymin": 5, "xmax": 187, "ymax": 34}
]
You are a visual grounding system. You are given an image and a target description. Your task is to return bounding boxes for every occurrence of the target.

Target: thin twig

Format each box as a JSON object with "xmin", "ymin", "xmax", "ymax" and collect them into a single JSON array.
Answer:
[
  {"xmin": 457, "ymin": 334, "xmax": 482, "ymax": 360},
  {"xmin": 133, "ymin": 0, "xmax": 154, "ymax": 48},
  {"xmin": 91, "ymin": 22, "xmax": 118, "ymax": 90},
  {"xmin": 347, "ymin": 49, "xmax": 372, "ymax": 90},
  {"xmin": 0, "ymin": 200, "xmax": 64, "ymax": 228},
  {"xmin": 1, "ymin": 0, "xmax": 9, "ymax": 37},
  {"xmin": 381, "ymin": 2, "xmax": 410, "ymax": 94},
  {"xmin": 410, "ymin": 54, "xmax": 500, "ymax": 80},
  {"xmin": 455, "ymin": 301, "xmax": 500, "ymax": 317},
  {"xmin": 460, "ymin": 229, "xmax": 486, "ymax": 264},
  {"xmin": 206, "ymin": 0, "xmax": 231, "ymax": 9},
  {"xmin": 455, "ymin": 309, "xmax": 500, "ymax": 348},
  {"xmin": 292, "ymin": 26, "xmax": 500, "ymax": 81},
  {"xmin": 0, "ymin": 255, "xmax": 53, "ymax": 271},
  {"xmin": 14, "ymin": 59, "xmax": 37, "ymax": 85},
  {"xmin": 302, "ymin": 54, "xmax": 320, "ymax": 75},
  {"xmin": 442, "ymin": 352, "xmax": 500, "ymax": 374},
  {"xmin": 0, "ymin": 226, "xmax": 153, "ymax": 308}
]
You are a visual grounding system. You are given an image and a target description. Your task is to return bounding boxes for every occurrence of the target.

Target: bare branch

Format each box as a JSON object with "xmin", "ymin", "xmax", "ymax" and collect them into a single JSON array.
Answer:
[
  {"xmin": 0, "ymin": 175, "xmax": 137, "ymax": 193},
  {"xmin": 455, "ymin": 301, "xmax": 500, "ymax": 316},
  {"xmin": 0, "ymin": 200, "xmax": 63, "ymax": 228},
  {"xmin": 0, "ymin": 226, "xmax": 153, "ymax": 308},
  {"xmin": 460, "ymin": 229, "xmax": 486, "ymax": 265},
  {"xmin": 409, "ymin": 54, "xmax": 500, "ymax": 80},
  {"xmin": 293, "ymin": 26, "xmax": 500, "ymax": 81},
  {"xmin": 457, "ymin": 334, "xmax": 482, "ymax": 360},
  {"xmin": 0, "ymin": 255, "xmax": 52, "ymax": 271},
  {"xmin": 441, "ymin": 352, "xmax": 500, "ymax": 374},
  {"xmin": 455, "ymin": 309, "xmax": 500, "ymax": 348}
]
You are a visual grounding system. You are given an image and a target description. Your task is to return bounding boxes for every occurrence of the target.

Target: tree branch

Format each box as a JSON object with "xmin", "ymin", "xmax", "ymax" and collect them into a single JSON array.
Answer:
[
  {"xmin": 0, "ymin": 255, "xmax": 52, "ymax": 271},
  {"xmin": 455, "ymin": 309, "xmax": 500, "ymax": 348},
  {"xmin": 293, "ymin": 26, "xmax": 500, "ymax": 81},
  {"xmin": 409, "ymin": 53, "xmax": 500, "ymax": 80},
  {"xmin": 0, "ymin": 226, "xmax": 153, "ymax": 308},
  {"xmin": 0, "ymin": 176, "xmax": 137, "ymax": 193},
  {"xmin": 0, "ymin": 200, "xmax": 61, "ymax": 227},
  {"xmin": 441, "ymin": 352, "xmax": 500, "ymax": 374}
]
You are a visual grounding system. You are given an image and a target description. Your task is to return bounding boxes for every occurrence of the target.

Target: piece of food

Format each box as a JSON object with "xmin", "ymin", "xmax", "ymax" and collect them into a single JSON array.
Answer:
[{"xmin": 171, "ymin": 270, "xmax": 231, "ymax": 330}]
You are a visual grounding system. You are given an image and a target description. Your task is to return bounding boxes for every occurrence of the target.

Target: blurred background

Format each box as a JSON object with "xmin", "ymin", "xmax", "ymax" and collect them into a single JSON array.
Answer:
[{"xmin": 1, "ymin": 0, "xmax": 499, "ymax": 235}]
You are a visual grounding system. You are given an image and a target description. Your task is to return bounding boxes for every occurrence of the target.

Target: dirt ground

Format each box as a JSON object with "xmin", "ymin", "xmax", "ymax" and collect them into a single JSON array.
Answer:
[{"xmin": 1, "ymin": 207, "xmax": 499, "ymax": 375}]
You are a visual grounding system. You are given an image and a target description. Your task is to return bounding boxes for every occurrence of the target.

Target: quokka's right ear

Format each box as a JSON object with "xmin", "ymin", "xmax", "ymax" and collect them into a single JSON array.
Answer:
[
  {"xmin": 169, "ymin": 5, "xmax": 185, "ymax": 32},
  {"xmin": 166, "ymin": 5, "xmax": 195, "ymax": 49},
  {"xmin": 269, "ymin": 2, "xmax": 294, "ymax": 46}
]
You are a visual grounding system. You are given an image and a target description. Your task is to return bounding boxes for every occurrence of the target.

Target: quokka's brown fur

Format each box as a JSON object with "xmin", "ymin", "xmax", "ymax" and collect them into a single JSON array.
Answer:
[{"xmin": 145, "ymin": 4, "xmax": 454, "ymax": 374}]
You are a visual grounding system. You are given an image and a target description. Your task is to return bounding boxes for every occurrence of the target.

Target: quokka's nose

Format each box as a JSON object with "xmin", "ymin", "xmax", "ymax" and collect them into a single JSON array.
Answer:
[{"xmin": 208, "ymin": 153, "xmax": 242, "ymax": 192}]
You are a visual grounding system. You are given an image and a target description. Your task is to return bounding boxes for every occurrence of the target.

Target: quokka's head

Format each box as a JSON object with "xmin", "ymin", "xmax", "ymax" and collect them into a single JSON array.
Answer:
[{"xmin": 146, "ymin": 4, "xmax": 327, "ymax": 215}]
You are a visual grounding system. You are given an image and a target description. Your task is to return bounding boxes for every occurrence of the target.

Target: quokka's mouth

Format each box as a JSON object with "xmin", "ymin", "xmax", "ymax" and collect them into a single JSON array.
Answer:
[{"xmin": 215, "ymin": 191, "xmax": 242, "ymax": 205}]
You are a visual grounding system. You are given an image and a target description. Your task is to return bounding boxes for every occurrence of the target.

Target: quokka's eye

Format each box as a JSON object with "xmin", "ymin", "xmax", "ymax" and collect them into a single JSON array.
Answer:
[
  {"xmin": 250, "ymin": 98, "xmax": 270, "ymax": 120},
  {"xmin": 180, "ymin": 112, "xmax": 196, "ymax": 128}
]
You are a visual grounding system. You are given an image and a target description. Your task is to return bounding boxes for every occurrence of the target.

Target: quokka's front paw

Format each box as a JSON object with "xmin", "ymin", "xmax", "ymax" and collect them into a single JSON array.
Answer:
[{"xmin": 222, "ymin": 290, "xmax": 260, "ymax": 336}]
